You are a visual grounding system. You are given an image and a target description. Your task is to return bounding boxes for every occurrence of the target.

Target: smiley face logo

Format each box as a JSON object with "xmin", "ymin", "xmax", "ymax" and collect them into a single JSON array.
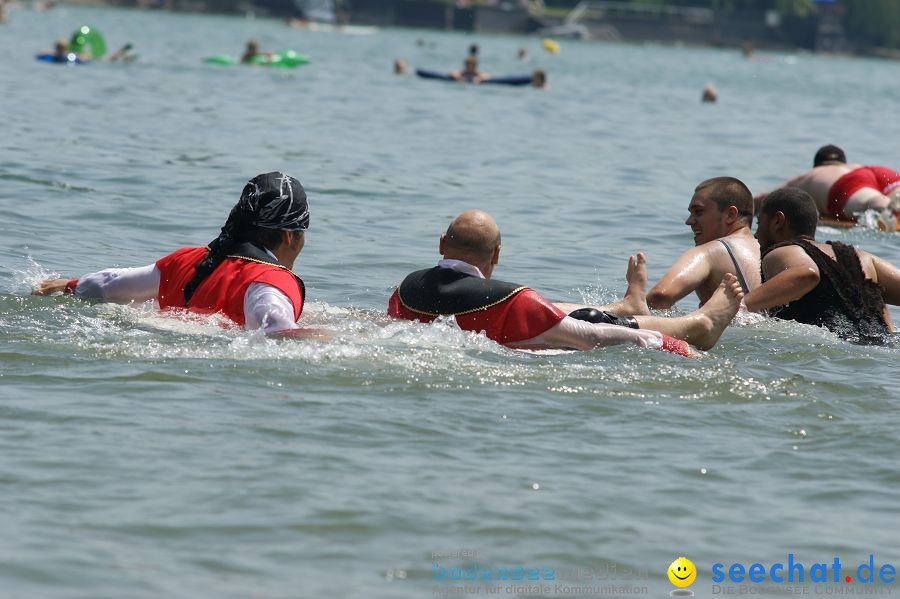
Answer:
[{"xmin": 668, "ymin": 557, "xmax": 696, "ymax": 587}]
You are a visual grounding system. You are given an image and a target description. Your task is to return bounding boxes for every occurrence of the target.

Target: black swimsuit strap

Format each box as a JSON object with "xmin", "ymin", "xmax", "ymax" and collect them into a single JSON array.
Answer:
[{"xmin": 719, "ymin": 239, "xmax": 750, "ymax": 294}]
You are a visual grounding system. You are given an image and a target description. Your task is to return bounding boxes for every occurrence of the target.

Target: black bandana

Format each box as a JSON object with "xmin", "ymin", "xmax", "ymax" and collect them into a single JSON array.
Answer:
[
  {"xmin": 184, "ymin": 172, "xmax": 309, "ymax": 305},
  {"xmin": 239, "ymin": 171, "xmax": 309, "ymax": 231},
  {"xmin": 205, "ymin": 172, "xmax": 309, "ymax": 260}
]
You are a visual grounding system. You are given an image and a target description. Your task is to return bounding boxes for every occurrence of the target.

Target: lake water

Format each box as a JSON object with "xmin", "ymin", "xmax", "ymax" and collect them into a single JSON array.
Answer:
[{"xmin": 1, "ymin": 5, "xmax": 899, "ymax": 598}]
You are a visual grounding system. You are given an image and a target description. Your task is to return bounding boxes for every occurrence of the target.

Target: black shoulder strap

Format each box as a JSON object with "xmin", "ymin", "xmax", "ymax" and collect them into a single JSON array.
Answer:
[
  {"xmin": 829, "ymin": 241, "xmax": 866, "ymax": 281},
  {"xmin": 718, "ymin": 239, "xmax": 750, "ymax": 294}
]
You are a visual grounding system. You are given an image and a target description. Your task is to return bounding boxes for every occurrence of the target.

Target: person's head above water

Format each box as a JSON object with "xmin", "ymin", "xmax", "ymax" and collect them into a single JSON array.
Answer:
[
  {"xmin": 183, "ymin": 172, "xmax": 309, "ymax": 304},
  {"xmin": 531, "ymin": 69, "xmax": 546, "ymax": 88},
  {"xmin": 440, "ymin": 210, "xmax": 501, "ymax": 278},
  {"xmin": 245, "ymin": 39, "xmax": 259, "ymax": 54},
  {"xmin": 813, "ymin": 144, "xmax": 846, "ymax": 167},
  {"xmin": 54, "ymin": 38, "xmax": 67, "ymax": 55},
  {"xmin": 469, "ymin": 43, "xmax": 479, "ymax": 57},
  {"xmin": 756, "ymin": 187, "xmax": 818, "ymax": 251},
  {"xmin": 687, "ymin": 176, "xmax": 754, "ymax": 245}
]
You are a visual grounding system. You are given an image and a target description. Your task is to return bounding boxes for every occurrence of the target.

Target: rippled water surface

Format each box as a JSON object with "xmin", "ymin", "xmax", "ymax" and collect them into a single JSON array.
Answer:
[{"xmin": 2, "ymin": 6, "xmax": 900, "ymax": 598}]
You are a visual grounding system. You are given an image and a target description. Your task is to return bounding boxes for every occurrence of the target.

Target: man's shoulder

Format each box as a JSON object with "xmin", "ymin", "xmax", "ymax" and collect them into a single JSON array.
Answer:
[
  {"xmin": 762, "ymin": 242, "xmax": 819, "ymax": 269},
  {"xmin": 157, "ymin": 246, "xmax": 206, "ymax": 265}
]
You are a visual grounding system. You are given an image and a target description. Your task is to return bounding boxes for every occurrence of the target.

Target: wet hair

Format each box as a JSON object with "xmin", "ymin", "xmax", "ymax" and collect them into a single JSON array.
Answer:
[
  {"xmin": 469, "ymin": 43, "xmax": 479, "ymax": 56},
  {"xmin": 694, "ymin": 176, "xmax": 754, "ymax": 225},
  {"xmin": 813, "ymin": 144, "xmax": 846, "ymax": 167},
  {"xmin": 183, "ymin": 172, "xmax": 308, "ymax": 305},
  {"xmin": 444, "ymin": 218, "xmax": 500, "ymax": 261},
  {"xmin": 759, "ymin": 187, "xmax": 818, "ymax": 237}
]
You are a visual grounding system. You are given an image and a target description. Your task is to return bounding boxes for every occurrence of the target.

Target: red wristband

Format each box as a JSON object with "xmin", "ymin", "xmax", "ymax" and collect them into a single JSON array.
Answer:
[
  {"xmin": 661, "ymin": 335, "xmax": 690, "ymax": 357},
  {"xmin": 63, "ymin": 279, "xmax": 79, "ymax": 295}
]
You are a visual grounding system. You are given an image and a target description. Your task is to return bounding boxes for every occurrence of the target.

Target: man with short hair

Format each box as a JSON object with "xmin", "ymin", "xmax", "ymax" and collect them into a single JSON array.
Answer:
[
  {"xmin": 33, "ymin": 172, "xmax": 313, "ymax": 334},
  {"xmin": 388, "ymin": 210, "xmax": 745, "ymax": 356},
  {"xmin": 639, "ymin": 176, "xmax": 760, "ymax": 309},
  {"xmin": 755, "ymin": 144, "xmax": 900, "ymax": 219},
  {"xmin": 451, "ymin": 56, "xmax": 489, "ymax": 83},
  {"xmin": 744, "ymin": 187, "xmax": 900, "ymax": 344}
]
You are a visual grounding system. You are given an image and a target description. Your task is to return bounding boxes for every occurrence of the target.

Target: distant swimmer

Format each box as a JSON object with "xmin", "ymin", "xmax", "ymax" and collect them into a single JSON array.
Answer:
[
  {"xmin": 33, "ymin": 172, "xmax": 323, "ymax": 337},
  {"xmin": 44, "ymin": 38, "xmax": 84, "ymax": 62},
  {"xmin": 387, "ymin": 210, "xmax": 744, "ymax": 355},
  {"xmin": 531, "ymin": 69, "xmax": 548, "ymax": 90},
  {"xmin": 702, "ymin": 84, "xmax": 717, "ymax": 103},
  {"xmin": 641, "ymin": 177, "xmax": 760, "ymax": 309},
  {"xmin": 450, "ymin": 56, "xmax": 489, "ymax": 84},
  {"xmin": 241, "ymin": 39, "xmax": 272, "ymax": 64},
  {"xmin": 517, "ymin": 46, "xmax": 528, "ymax": 61},
  {"xmin": 393, "ymin": 58, "xmax": 408, "ymax": 75},
  {"xmin": 755, "ymin": 144, "xmax": 900, "ymax": 219},
  {"xmin": 41, "ymin": 37, "xmax": 134, "ymax": 63},
  {"xmin": 744, "ymin": 187, "xmax": 900, "ymax": 344}
]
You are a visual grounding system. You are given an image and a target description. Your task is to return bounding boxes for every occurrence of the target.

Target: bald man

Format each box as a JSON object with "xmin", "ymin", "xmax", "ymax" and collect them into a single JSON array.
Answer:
[{"xmin": 387, "ymin": 210, "xmax": 744, "ymax": 356}]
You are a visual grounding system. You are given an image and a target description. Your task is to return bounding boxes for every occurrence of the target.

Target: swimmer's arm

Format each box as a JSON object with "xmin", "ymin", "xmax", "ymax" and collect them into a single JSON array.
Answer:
[
  {"xmin": 32, "ymin": 264, "xmax": 160, "ymax": 303},
  {"xmin": 743, "ymin": 246, "xmax": 819, "ymax": 312},
  {"xmin": 870, "ymin": 253, "xmax": 900, "ymax": 306},
  {"xmin": 646, "ymin": 246, "xmax": 711, "ymax": 309},
  {"xmin": 243, "ymin": 283, "xmax": 333, "ymax": 340},
  {"xmin": 244, "ymin": 283, "xmax": 299, "ymax": 333}
]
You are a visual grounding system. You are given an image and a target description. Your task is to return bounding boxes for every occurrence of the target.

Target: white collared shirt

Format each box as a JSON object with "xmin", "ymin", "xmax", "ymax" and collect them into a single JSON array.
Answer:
[{"xmin": 437, "ymin": 258, "xmax": 485, "ymax": 279}]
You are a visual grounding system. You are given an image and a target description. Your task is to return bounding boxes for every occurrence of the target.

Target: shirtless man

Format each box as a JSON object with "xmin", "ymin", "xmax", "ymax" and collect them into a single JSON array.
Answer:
[
  {"xmin": 450, "ymin": 56, "xmax": 489, "ymax": 84},
  {"xmin": 241, "ymin": 39, "xmax": 272, "ymax": 64},
  {"xmin": 601, "ymin": 177, "xmax": 760, "ymax": 312},
  {"xmin": 388, "ymin": 210, "xmax": 744, "ymax": 356},
  {"xmin": 744, "ymin": 187, "xmax": 900, "ymax": 344},
  {"xmin": 755, "ymin": 144, "xmax": 900, "ymax": 219}
]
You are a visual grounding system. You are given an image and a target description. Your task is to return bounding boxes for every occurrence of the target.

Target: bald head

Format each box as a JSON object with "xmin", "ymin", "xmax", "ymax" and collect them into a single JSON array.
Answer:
[{"xmin": 442, "ymin": 210, "xmax": 501, "ymax": 263}]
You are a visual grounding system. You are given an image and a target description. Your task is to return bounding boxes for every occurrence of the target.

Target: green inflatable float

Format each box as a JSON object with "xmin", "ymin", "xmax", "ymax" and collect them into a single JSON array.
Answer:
[
  {"xmin": 203, "ymin": 50, "xmax": 310, "ymax": 68},
  {"xmin": 69, "ymin": 25, "xmax": 106, "ymax": 59}
]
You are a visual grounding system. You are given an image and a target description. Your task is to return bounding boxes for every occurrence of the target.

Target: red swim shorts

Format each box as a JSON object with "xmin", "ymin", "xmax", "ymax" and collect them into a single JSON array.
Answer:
[{"xmin": 827, "ymin": 166, "xmax": 900, "ymax": 217}]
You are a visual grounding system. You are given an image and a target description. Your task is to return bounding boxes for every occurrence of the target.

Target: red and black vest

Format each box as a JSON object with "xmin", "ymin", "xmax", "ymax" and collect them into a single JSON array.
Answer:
[
  {"xmin": 387, "ymin": 267, "xmax": 565, "ymax": 344},
  {"xmin": 156, "ymin": 244, "xmax": 305, "ymax": 327}
]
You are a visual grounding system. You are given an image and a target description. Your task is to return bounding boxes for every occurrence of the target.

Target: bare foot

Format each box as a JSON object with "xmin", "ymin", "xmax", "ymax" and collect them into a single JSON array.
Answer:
[
  {"xmin": 618, "ymin": 253, "xmax": 650, "ymax": 316},
  {"xmin": 686, "ymin": 274, "xmax": 744, "ymax": 350},
  {"xmin": 553, "ymin": 253, "xmax": 650, "ymax": 317}
]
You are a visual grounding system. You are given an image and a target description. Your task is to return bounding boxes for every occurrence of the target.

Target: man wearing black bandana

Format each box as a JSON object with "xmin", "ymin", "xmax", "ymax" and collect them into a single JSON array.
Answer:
[{"xmin": 33, "ymin": 172, "xmax": 311, "ymax": 334}]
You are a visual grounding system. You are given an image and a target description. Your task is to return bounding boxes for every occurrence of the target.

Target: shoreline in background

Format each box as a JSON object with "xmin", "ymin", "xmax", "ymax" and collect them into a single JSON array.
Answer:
[{"xmin": 49, "ymin": 0, "xmax": 900, "ymax": 61}]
